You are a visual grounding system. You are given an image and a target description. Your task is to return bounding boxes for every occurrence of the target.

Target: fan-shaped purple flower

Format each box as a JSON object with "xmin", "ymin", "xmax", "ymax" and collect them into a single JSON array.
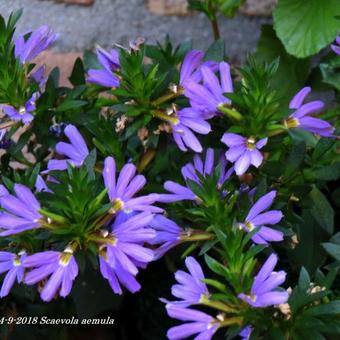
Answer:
[
  {"xmin": 284, "ymin": 87, "xmax": 334, "ymax": 137},
  {"xmin": 171, "ymin": 108, "xmax": 211, "ymax": 153},
  {"xmin": 221, "ymin": 133, "xmax": 267, "ymax": 176},
  {"xmin": 47, "ymin": 124, "xmax": 89, "ymax": 171},
  {"xmin": 179, "ymin": 50, "xmax": 218, "ymax": 88},
  {"xmin": 87, "ymin": 47, "xmax": 120, "ymax": 87},
  {"xmin": 1, "ymin": 92, "xmax": 40, "ymax": 123},
  {"xmin": 0, "ymin": 251, "xmax": 26, "ymax": 297},
  {"xmin": 165, "ymin": 305, "xmax": 219, "ymax": 340},
  {"xmin": 238, "ymin": 253, "xmax": 288, "ymax": 308},
  {"xmin": 0, "ymin": 184, "xmax": 42, "ymax": 236},
  {"xmin": 103, "ymin": 156, "xmax": 162, "ymax": 214},
  {"xmin": 239, "ymin": 190, "xmax": 284, "ymax": 244},
  {"xmin": 184, "ymin": 62, "xmax": 233, "ymax": 119},
  {"xmin": 149, "ymin": 215, "xmax": 183, "ymax": 259},
  {"xmin": 99, "ymin": 212, "xmax": 155, "ymax": 294},
  {"xmin": 166, "ymin": 256, "xmax": 210, "ymax": 307},
  {"xmin": 24, "ymin": 248, "xmax": 78, "ymax": 302},
  {"xmin": 15, "ymin": 25, "xmax": 58, "ymax": 64},
  {"xmin": 158, "ymin": 149, "xmax": 233, "ymax": 203}
]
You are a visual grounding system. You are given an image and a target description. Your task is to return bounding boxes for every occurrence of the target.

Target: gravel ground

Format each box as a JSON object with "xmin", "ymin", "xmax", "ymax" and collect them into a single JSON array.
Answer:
[{"xmin": 0, "ymin": 0, "xmax": 269, "ymax": 61}]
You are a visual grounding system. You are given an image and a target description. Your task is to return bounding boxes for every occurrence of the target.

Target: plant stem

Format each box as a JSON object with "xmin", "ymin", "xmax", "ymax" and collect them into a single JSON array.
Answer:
[{"xmin": 211, "ymin": 15, "xmax": 220, "ymax": 41}]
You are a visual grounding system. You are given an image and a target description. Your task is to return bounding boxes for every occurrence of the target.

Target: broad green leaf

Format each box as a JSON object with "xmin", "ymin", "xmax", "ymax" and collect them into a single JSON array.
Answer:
[{"xmin": 273, "ymin": 0, "xmax": 340, "ymax": 58}]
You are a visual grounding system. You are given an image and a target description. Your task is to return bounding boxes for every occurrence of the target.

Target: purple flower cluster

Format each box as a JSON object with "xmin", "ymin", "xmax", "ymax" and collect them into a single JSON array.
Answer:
[
  {"xmin": 159, "ymin": 148, "xmax": 233, "ymax": 203},
  {"xmin": 1, "ymin": 26, "xmax": 57, "ymax": 124},
  {"xmin": 238, "ymin": 253, "xmax": 288, "ymax": 308},
  {"xmin": 285, "ymin": 87, "xmax": 335, "ymax": 137},
  {"xmin": 87, "ymin": 47, "xmax": 120, "ymax": 87}
]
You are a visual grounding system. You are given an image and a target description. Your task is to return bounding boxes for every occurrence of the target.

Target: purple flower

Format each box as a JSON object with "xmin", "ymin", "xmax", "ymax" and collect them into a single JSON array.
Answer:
[
  {"xmin": 179, "ymin": 50, "xmax": 218, "ymax": 88},
  {"xmin": 171, "ymin": 108, "xmax": 211, "ymax": 153},
  {"xmin": 47, "ymin": 124, "xmax": 89, "ymax": 171},
  {"xmin": 184, "ymin": 62, "xmax": 233, "ymax": 119},
  {"xmin": 0, "ymin": 184, "xmax": 42, "ymax": 236},
  {"xmin": 31, "ymin": 65, "xmax": 48, "ymax": 89},
  {"xmin": 15, "ymin": 26, "xmax": 58, "ymax": 64},
  {"xmin": 99, "ymin": 212, "xmax": 155, "ymax": 294},
  {"xmin": 239, "ymin": 326, "xmax": 253, "ymax": 340},
  {"xmin": 238, "ymin": 253, "xmax": 288, "ymax": 308},
  {"xmin": 24, "ymin": 248, "xmax": 78, "ymax": 302},
  {"xmin": 239, "ymin": 191, "xmax": 284, "ymax": 245},
  {"xmin": 166, "ymin": 256, "xmax": 210, "ymax": 307},
  {"xmin": 158, "ymin": 180, "xmax": 197, "ymax": 203},
  {"xmin": 87, "ymin": 47, "xmax": 120, "ymax": 87},
  {"xmin": 149, "ymin": 215, "xmax": 183, "ymax": 259},
  {"xmin": 181, "ymin": 148, "xmax": 233, "ymax": 188},
  {"xmin": 331, "ymin": 35, "xmax": 340, "ymax": 55},
  {"xmin": 0, "ymin": 185, "xmax": 9, "ymax": 197},
  {"xmin": 165, "ymin": 305, "xmax": 219, "ymax": 340},
  {"xmin": 158, "ymin": 149, "xmax": 233, "ymax": 203},
  {"xmin": 0, "ymin": 251, "xmax": 26, "ymax": 297},
  {"xmin": 0, "ymin": 129, "xmax": 11, "ymax": 149},
  {"xmin": 221, "ymin": 133, "xmax": 268, "ymax": 176},
  {"xmin": 35, "ymin": 175, "xmax": 52, "ymax": 193},
  {"xmin": 285, "ymin": 87, "xmax": 335, "ymax": 137},
  {"xmin": 103, "ymin": 156, "xmax": 162, "ymax": 214},
  {"xmin": 1, "ymin": 92, "xmax": 40, "ymax": 123}
]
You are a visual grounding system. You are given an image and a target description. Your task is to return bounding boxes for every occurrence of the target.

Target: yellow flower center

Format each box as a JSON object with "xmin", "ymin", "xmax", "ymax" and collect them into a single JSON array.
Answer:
[
  {"xmin": 246, "ymin": 137, "xmax": 256, "ymax": 150},
  {"xmin": 110, "ymin": 198, "xmax": 124, "ymax": 213},
  {"xmin": 284, "ymin": 117, "xmax": 300, "ymax": 129},
  {"xmin": 245, "ymin": 221, "xmax": 255, "ymax": 231},
  {"xmin": 18, "ymin": 106, "xmax": 26, "ymax": 115}
]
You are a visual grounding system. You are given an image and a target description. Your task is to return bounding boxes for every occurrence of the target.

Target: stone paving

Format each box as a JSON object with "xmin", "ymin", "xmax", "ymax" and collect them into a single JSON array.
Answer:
[{"xmin": 1, "ymin": 0, "xmax": 269, "ymax": 62}]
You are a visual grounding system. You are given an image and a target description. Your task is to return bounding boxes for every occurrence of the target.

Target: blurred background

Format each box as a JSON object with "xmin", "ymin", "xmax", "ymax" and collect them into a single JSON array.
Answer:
[{"xmin": 0, "ymin": 0, "xmax": 274, "ymax": 85}]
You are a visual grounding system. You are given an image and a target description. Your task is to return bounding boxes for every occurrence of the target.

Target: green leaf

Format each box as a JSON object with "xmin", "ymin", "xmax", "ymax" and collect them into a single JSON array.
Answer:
[
  {"xmin": 304, "ymin": 300, "xmax": 340, "ymax": 316},
  {"xmin": 298, "ymin": 267, "xmax": 311, "ymax": 290},
  {"xmin": 273, "ymin": 0, "xmax": 340, "ymax": 58},
  {"xmin": 255, "ymin": 25, "xmax": 310, "ymax": 98},
  {"xmin": 204, "ymin": 254, "xmax": 228, "ymax": 277},
  {"xmin": 322, "ymin": 243, "xmax": 340, "ymax": 261},
  {"xmin": 309, "ymin": 186, "xmax": 334, "ymax": 234},
  {"xmin": 56, "ymin": 99, "xmax": 87, "ymax": 112},
  {"xmin": 204, "ymin": 39, "xmax": 225, "ymax": 62},
  {"xmin": 69, "ymin": 58, "xmax": 86, "ymax": 86}
]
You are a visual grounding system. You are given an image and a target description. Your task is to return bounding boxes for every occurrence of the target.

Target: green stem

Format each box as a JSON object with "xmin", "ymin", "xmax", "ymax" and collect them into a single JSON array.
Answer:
[
  {"xmin": 152, "ymin": 110, "xmax": 179, "ymax": 124},
  {"xmin": 200, "ymin": 295, "xmax": 239, "ymax": 314},
  {"xmin": 218, "ymin": 105, "xmax": 243, "ymax": 121},
  {"xmin": 211, "ymin": 16, "xmax": 220, "ymax": 41},
  {"xmin": 151, "ymin": 86, "xmax": 184, "ymax": 107}
]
